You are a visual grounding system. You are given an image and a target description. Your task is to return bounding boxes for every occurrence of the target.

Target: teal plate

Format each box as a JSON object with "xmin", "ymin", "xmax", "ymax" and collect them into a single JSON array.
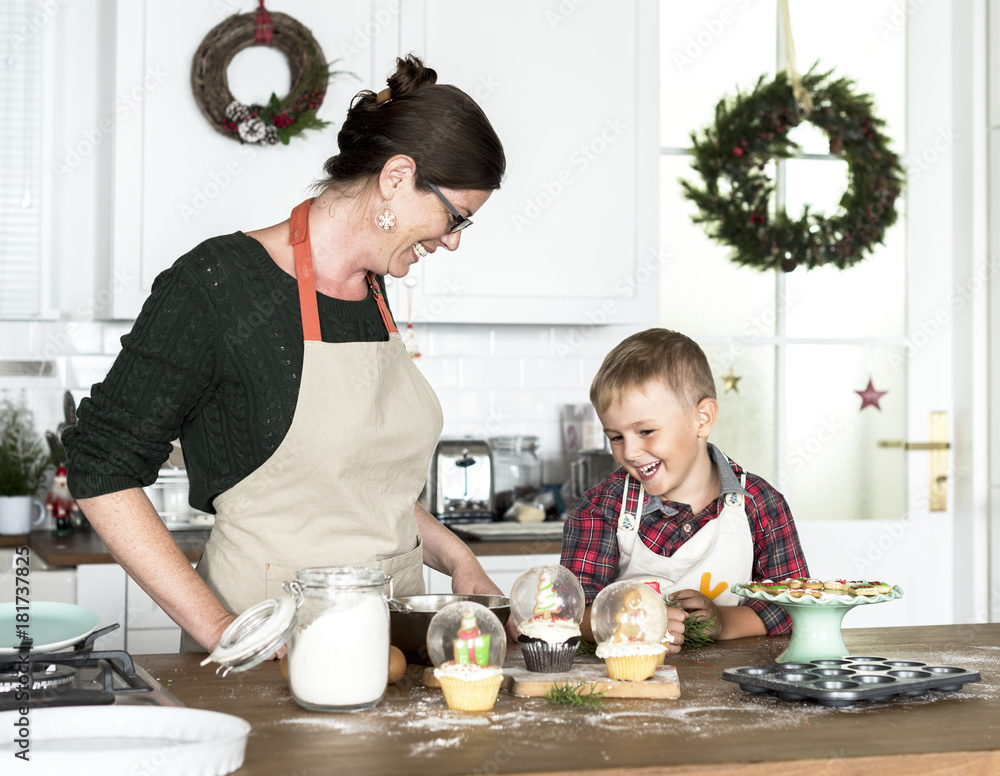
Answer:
[
  {"xmin": 0, "ymin": 602, "xmax": 100, "ymax": 655},
  {"xmin": 731, "ymin": 584, "xmax": 904, "ymax": 663}
]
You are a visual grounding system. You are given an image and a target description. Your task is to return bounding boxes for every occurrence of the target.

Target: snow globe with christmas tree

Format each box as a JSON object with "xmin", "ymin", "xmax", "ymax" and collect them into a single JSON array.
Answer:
[
  {"xmin": 509, "ymin": 565, "xmax": 585, "ymax": 672},
  {"xmin": 427, "ymin": 601, "xmax": 506, "ymax": 711}
]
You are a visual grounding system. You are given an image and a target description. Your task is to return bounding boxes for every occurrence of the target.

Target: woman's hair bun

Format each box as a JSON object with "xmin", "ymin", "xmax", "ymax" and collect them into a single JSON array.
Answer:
[{"xmin": 386, "ymin": 54, "xmax": 437, "ymax": 98}]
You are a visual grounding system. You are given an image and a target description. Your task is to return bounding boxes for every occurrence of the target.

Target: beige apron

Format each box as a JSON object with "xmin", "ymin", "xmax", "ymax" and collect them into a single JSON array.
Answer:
[
  {"xmin": 612, "ymin": 469, "xmax": 753, "ymax": 607},
  {"xmin": 181, "ymin": 199, "xmax": 443, "ymax": 650}
]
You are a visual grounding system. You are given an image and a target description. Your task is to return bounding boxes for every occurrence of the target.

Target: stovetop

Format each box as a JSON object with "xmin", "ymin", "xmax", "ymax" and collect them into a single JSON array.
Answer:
[{"xmin": 0, "ymin": 624, "xmax": 183, "ymax": 709}]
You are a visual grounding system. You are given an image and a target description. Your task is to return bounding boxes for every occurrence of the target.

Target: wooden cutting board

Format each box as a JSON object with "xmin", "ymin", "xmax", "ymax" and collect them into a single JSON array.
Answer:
[{"xmin": 423, "ymin": 663, "xmax": 681, "ymax": 699}]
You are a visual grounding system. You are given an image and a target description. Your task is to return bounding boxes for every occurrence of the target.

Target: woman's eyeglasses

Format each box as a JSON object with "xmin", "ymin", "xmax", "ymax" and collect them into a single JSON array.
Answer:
[{"xmin": 427, "ymin": 183, "xmax": 473, "ymax": 232}]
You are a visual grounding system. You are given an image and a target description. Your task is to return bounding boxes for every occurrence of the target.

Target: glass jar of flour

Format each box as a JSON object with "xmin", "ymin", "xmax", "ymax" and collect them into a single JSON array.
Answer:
[{"xmin": 201, "ymin": 566, "xmax": 395, "ymax": 712}]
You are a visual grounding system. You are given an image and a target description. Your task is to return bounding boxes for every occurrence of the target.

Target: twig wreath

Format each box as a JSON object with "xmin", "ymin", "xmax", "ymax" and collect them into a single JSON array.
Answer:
[
  {"xmin": 680, "ymin": 67, "xmax": 904, "ymax": 272},
  {"xmin": 191, "ymin": 9, "xmax": 348, "ymax": 145}
]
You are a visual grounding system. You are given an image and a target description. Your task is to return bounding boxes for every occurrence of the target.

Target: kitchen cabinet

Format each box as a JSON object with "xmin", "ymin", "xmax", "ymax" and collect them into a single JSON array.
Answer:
[
  {"xmin": 396, "ymin": 1, "xmax": 660, "ymax": 324},
  {"xmin": 109, "ymin": 1, "xmax": 659, "ymax": 324},
  {"xmin": 426, "ymin": 553, "xmax": 560, "ymax": 596},
  {"xmin": 76, "ymin": 562, "xmax": 186, "ymax": 654}
]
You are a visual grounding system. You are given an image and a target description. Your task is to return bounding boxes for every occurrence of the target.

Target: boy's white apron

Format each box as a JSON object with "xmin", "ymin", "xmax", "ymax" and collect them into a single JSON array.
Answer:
[
  {"xmin": 612, "ymin": 470, "xmax": 753, "ymax": 607},
  {"xmin": 182, "ymin": 199, "xmax": 442, "ymax": 650}
]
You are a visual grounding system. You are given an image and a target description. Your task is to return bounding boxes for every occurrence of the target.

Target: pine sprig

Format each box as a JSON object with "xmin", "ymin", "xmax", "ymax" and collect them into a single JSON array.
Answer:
[
  {"xmin": 667, "ymin": 599, "xmax": 717, "ymax": 650},
  {"xmin": 543, "ymin": 682, "xmax": 607, "ymax": 709},
  {"xmin": 679, "ymin": 614, "xmax": 717, "ymax": 650}
]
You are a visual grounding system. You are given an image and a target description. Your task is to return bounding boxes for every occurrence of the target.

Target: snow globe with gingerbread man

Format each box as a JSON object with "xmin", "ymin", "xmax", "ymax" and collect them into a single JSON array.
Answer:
[
  {"xmin": 509, "ymin": 565, "xmax": 585, "ymax": 673},
  {"xmin": 427, "ymin": 601, "xmax": 507, "ymax": 711},
  {"xmin": 591, "ymin": 579, "xmax": 669, "ymax": 681}
]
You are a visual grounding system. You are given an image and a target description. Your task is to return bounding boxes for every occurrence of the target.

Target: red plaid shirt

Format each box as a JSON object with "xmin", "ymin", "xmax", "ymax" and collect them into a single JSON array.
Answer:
[{"xmin": 560, "ymin": 445, "xmax": 808, "ymax": 635}]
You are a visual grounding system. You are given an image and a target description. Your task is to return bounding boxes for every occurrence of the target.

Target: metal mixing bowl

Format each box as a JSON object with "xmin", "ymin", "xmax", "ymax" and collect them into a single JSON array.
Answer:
[{"xmin": 389, "ymin": 594, "xmax": 511, "ymax": 666}]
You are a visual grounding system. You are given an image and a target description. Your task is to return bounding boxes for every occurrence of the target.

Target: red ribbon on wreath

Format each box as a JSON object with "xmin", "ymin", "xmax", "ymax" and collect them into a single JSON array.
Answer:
[{"xmin": 255, "ymin": 0, "xmax": 273, "ymax": 45}]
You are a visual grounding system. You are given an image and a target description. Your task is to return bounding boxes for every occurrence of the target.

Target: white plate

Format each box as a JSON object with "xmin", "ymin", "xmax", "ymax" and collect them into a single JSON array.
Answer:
[
  {"xmin": 0, "ymin": 706, "xmax": 250, "ymax": 775},
  {"xmin": 0, "ymin": 602, "xmax": 100, "ymax": 655}
]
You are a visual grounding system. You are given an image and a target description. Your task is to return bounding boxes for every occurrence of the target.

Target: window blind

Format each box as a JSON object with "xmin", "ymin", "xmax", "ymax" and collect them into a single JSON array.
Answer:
[{"xmin": 0, "ymin": 0, "xmax": 43, "ymax": 318}]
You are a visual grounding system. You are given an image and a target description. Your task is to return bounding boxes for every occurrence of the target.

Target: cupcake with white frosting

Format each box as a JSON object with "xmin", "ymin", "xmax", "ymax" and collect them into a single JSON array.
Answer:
[
  {"xmin": 591, "ymin": 580, "xmax": 669, "ymax": 681},
  {"xmin": 510, "ymin": 566, "xmax": 586, "ymax": 673}
]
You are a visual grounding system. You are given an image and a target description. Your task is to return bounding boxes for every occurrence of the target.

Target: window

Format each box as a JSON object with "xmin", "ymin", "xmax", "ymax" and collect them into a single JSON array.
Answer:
[
  {"xmin": 0, "ymin": 0, "xmax": 44, "ymax": 318},
  {"xmin": 660, "ymin": 2, "xmax": 907, "ymax": 521}
]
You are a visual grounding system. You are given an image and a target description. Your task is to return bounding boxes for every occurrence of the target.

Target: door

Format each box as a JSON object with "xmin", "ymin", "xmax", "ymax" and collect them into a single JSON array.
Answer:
[{"xmin": 659, "ymin": 1, "xmax": 988, "ymax": 628}]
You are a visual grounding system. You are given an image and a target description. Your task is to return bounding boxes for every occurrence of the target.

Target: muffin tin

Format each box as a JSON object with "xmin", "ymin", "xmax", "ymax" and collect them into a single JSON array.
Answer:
[{"xmin": 722, "ymin": 656, "xmax": 981, "ymax": 707}]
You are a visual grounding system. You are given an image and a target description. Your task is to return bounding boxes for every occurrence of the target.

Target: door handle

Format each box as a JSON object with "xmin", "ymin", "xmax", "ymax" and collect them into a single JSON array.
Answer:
[{"xmin": 877, "ymin": 411, "xmax": 949, "ymax": 511}]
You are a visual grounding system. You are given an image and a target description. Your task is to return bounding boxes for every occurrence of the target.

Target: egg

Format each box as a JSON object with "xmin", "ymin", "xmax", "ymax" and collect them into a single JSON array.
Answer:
[
  {"xmin": 388, "ymin": 645, "xmax": 407, "ymax": 684},
  {"xmin": 279, "ymin": 654, "xmax": 289, "ymax": 683}
]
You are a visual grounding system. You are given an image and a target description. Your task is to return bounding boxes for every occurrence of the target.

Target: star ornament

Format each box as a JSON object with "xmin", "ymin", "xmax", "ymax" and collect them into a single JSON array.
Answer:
[
  {"xmin": 721, "ymin": 367, "xmax": 742, "ymax": 393},
  {"xmin": 855, "ymin": 378, "xmax": 888, "ymax": 411}
]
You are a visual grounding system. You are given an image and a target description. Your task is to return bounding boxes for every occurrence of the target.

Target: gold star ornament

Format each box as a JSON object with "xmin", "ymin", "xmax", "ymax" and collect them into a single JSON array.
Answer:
[{"xmin": 722, "ymin": 368, "xmax": 742, "ymax": 393}]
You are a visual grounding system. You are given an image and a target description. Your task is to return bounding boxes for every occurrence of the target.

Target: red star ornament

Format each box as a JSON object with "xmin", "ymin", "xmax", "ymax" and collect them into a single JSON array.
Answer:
[{"xmin": 855, "ymin": 378, "xmax": 888, "ymax": 411}]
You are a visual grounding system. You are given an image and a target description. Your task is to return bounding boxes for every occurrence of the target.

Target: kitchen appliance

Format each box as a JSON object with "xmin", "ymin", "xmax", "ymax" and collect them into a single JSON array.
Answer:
[
  {"xmin": 490, "ymin": 435, "xmax": 543, "ymax": 518},
  {"xmin": 567, "ymin": 449, "xmax": 618, "ymax": 501},
  {"xmin": 0, "ymin": 624, "xmax": 182, "ymax": 709},
  {"xmin": 425, "ymin": 438, "xmax": 495, "ymax": 524}
]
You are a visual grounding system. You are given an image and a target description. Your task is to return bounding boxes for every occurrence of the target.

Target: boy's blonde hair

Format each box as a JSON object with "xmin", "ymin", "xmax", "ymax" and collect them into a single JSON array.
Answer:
[{"xmin": 590, "ymin": 328, "xmax": 716, "ymax": 414}]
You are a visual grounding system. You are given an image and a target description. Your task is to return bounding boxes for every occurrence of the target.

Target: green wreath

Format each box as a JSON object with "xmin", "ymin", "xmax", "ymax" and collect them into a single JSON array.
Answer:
[
  {"xmin": 680, "ymin": 68, "xmax": 904, "ymax": 272},
  {"xmin": 191, "ymin": 11, "xmax": 348, "ymax": 145}
]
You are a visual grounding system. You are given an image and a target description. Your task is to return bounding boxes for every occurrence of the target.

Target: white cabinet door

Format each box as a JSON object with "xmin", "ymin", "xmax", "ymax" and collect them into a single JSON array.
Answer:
[
  {"xmin": 110, "ymin": 1, "xmax": 396, "ymax": 319},
  {"xmin": 388, "ymin": 1, "xmax": 660, "ymax": 325},
  {"xmin": 76, "ymin": 564, "xmax": 126, "ymax": 652},
  {"xmin": 426, "ymin": 554, "xmax": 560, "ymax": 597}
]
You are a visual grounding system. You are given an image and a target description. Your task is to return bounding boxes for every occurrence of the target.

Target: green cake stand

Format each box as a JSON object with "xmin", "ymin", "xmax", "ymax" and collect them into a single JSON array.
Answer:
[{"xmin": 730, "ymin": 584, "xmax": 904, "ymax": 663}]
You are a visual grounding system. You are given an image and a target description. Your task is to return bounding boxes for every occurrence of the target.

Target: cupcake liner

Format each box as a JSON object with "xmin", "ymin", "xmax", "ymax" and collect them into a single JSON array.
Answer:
[
  {"xmin": 438, "ymin": 673, "xmax": 503, "ymax": 711},
  {"xmin": 518, "ymin": 636, "xmax": 580, "ymax": 673},
  {"xmin": 603, "ymin": 652, "xmax": 662, "ymax": 682}
]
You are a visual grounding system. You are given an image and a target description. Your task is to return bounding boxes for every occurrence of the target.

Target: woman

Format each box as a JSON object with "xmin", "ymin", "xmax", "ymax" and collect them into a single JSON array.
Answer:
[{"xmin": 63, "ymin": 55, "xmax": 507, "ymax": 652}]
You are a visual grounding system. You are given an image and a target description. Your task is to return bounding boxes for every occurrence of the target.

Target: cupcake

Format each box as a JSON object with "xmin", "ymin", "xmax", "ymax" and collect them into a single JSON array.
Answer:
[
  {"xmin": 427, "ymin": 602, "xmax": 507, "ymax": 711},
  {"xmin": 510, "ymin": 566, "xmax": 585, "ymax": 673},
  {"xmin": 591, "ymin": 580, "xmax": 669, "ymax": 681}
]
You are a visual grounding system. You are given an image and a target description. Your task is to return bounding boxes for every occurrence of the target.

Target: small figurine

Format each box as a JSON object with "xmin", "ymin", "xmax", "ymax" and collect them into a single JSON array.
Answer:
[
  {"xmin": 453, "ymin": 608, "xmax": 491, "ymax": 666},
  {"xmin": 611, "ymin": 589, "xmax": 646, "ymax": 643},
  {"xmin": 46, "ymin": 465, "xmax": 78, "ymax": 537},
  {"xmin": 533, "ymin": 569, "xmax": 560, "ymax": 620}
]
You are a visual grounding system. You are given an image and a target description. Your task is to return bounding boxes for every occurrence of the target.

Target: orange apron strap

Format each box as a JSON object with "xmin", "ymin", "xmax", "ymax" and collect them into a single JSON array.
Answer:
[
  {"xmin": 366, "ymin": 272, "xmax": 399, "ymax": 335},
  {"xmin": 289, "ymin": 199, "xmax": 322, "ymax": 342}
]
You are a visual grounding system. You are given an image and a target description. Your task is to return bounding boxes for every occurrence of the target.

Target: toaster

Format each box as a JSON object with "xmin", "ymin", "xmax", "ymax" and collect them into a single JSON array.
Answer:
[{"xmin": 425, "ymin": 437, "xmax": 496, "ymax": 524}]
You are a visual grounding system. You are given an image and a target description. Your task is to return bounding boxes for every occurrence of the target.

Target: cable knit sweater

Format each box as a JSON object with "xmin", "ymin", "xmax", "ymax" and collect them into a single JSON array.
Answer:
[{"xmin": 63, "ymin": 232, "xmax": 392, "ymax": 513}]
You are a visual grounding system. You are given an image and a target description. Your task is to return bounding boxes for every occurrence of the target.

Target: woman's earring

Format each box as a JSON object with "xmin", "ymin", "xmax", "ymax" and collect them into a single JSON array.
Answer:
[{"xmin": 376, "ymin": 203, "xmax": 397, "ymax": 232}]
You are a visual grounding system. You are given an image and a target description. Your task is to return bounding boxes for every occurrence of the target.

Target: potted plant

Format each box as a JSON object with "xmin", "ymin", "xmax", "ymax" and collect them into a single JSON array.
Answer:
[{"xmin": 0, "ymin": 394, "xmax": 50, "ymax": 535}]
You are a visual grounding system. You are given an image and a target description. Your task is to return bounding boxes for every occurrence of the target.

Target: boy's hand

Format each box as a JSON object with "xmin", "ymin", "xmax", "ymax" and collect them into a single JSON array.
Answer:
[
  {"xmin": 668, "ymin": 588, "xmax": 723, "ymax": 639},
  {"xmin": 664, "ymin": 605, "xmax": 686, "ymax": 653}
]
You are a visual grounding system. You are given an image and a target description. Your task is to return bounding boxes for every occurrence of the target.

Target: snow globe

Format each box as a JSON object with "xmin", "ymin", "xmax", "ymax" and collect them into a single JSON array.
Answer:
[
  {"xmin": 591, "ymin": 579, "xmax": 669, "ymax": 681},
  {"xmin": 509, "ymin": 565, "xmax": 585, "ymax": 672},
  {"xmin": 427, "ymin": 601, "xmax": 506, "ymax": 711}
]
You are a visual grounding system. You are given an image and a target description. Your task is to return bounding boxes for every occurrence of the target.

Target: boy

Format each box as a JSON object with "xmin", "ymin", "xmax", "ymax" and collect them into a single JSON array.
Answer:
[{"xmin": 560, "ymin": 328, "xmax": 809, "ymax": 651}]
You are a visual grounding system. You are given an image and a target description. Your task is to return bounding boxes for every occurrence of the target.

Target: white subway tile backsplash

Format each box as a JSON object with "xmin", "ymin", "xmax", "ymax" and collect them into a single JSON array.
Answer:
[
  {"xmin": 490, "ymin": 326, "xmax": 553, "ymax": 358},
  {"xmin": 521, "ymin": 357, "xmax": 586, "ymax": 391},
  {"xmin": 458, "ymin": 357, "xmax": 520, "ymax": 390},
  {"xmin": 30, "ymin": 321, "xmax": 103, "ymax": 359},
  {"xmin": 0, "ymin": 317, "xmax": 626, "ymax": 479},
  {"xmin": 413, "ymin": 357, "xmax": 459, "ymax": 390},
  {"xmin": 422, "ymin": 324, "xmax": 492, "ymax": 357},
  {"xmin": 102, "ymin": 323, "xmax": 133, "ymax": 354},
  {"xmin": 68, "ymin": 355, "xmax": 116, "ymax": 391},
  {"xmin": 0, "ymin": 323, "xmax": 34, "ymax": 356}
]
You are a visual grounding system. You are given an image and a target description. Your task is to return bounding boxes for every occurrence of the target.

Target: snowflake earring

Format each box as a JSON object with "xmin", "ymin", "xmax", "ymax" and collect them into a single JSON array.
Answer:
[{"xmin": 376, "ymin": 203, "xmax": 397, "ymax": 232}]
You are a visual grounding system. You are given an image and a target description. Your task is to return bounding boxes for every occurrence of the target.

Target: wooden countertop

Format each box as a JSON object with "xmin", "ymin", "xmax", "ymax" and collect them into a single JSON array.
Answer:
[
  {"xmin": 14, "ymin": 529, "xmax": 558, "ymax": 567},
  {"xmin": 19, "ymin": 529, "xmax": 209, "ymax": 566},
  {"xmin": 139, "ymin": 623, "xmax": 1000, "ymax": 776}
]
